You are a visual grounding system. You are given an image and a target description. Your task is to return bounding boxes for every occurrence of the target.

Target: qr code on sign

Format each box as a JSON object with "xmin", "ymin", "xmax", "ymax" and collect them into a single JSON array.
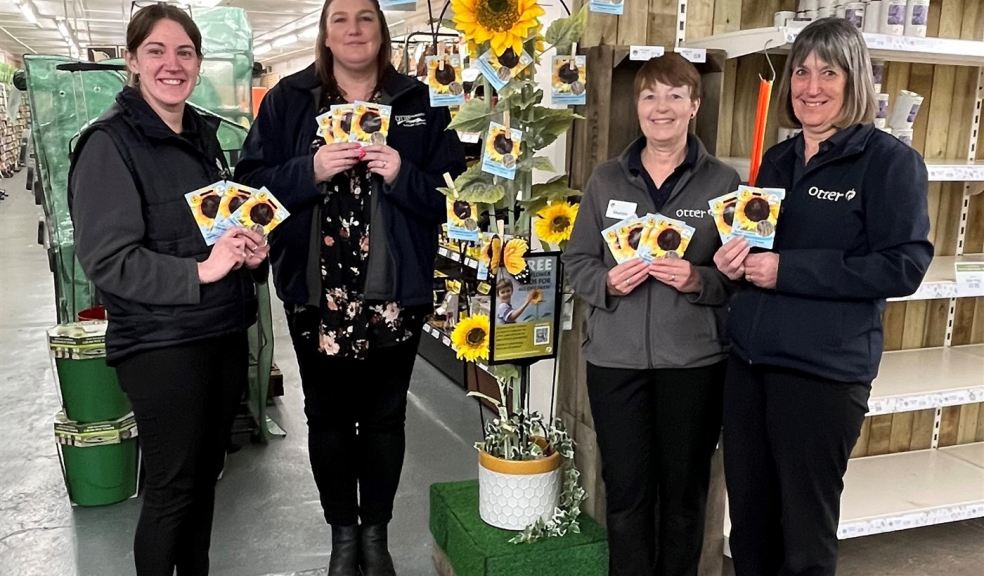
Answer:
[{"xmin": 534, "ymin": 325, "xmax": 550, "ymax": 346}]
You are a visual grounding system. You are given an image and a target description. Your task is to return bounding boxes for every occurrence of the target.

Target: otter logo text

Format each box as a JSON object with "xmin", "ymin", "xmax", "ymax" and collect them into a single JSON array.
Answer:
[{"xmin": 808, "ymin": 186, "xmax": 856, "ymax": 202}]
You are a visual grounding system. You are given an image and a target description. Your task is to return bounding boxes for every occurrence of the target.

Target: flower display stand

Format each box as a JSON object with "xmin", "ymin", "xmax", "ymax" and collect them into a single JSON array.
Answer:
[{"xmin": 429, "ymin": 480, "xmax": 607, "ymax": 576}]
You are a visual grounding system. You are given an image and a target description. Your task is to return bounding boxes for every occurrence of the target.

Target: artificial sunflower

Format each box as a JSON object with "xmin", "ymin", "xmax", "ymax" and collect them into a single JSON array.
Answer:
[
  {"xmin": 451, "ymin": 0, "xmax": 545, "ymax": 59},
  {"xmin": 451, "ymin": 314, "xmax": 490, "ymax": 362},
  {"xmin": 529, "ymin": 288, "xmax": 543, "ymax": 304},
  {"xmin": 534, "ymin": 202, "xmax": 579, "ymax": 245}
]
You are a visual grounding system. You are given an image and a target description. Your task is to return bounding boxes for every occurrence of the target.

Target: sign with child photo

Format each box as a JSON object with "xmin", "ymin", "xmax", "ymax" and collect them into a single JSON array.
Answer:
[{"xmin": 488, "ymin": 252, "xmax": 562, "ymax": 365}]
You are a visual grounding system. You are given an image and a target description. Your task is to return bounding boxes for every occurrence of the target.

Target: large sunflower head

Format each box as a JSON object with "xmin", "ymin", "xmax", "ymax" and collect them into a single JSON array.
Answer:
[
  {"xmin": 534, "ymin": 202, "xmax": 579, "ymax": 245},
  {"xmin": 451, "ymin": 314, "xmax": 490, "ymax": 362},
  {"xmin": 451, "ymin": 0, "xmax": 545, "ymax": 59}
]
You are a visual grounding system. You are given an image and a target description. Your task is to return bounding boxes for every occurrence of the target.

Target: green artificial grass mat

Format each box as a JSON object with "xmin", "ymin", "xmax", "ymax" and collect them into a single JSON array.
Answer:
[{"xmin": 430, "ymin": 480, "xmax": 608, "ymax": 576}]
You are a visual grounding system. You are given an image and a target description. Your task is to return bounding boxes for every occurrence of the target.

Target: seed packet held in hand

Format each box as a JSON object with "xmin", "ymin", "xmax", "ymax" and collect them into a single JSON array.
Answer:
[
  {"xmin": 184, "ymin": 181, "xmax": 226, "ymax": 245},
  {"xmin": 601, "ymin": 216, "xmax": 644, "ymax": 264},
  {"xmin": 731, "ymin": 185, "xmax": 785, "ymax": 249},
  {"xmin": 350, "ymin": 102, "xmax": 392, "ymax": 146},
  {"xmin": 316, "ymin": 110, "xmax": 334, "ymax": 142},
  {"xmin": 708, "ymin": 190, "xmax": 740, "ymax": 244},
  {"xmin": 331, "ymin": 104, "xmax": 355, "ymax": 142},
  {"xmin": 208, "ymin": 182, "xmax": 258, "ymax": 244},
  {"xmin": 637, "ymin": 214, "xmax": 694, "ymax": 261},
  {"xmin": 231, "ymin": 187, "xmax": 291, "ymax": 236}
]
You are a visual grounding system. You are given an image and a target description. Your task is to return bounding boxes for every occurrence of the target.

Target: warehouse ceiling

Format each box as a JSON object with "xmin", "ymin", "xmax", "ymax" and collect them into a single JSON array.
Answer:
[{"xmin": 0, "ymin": 0, "xmax": 438, "ymax": 65}]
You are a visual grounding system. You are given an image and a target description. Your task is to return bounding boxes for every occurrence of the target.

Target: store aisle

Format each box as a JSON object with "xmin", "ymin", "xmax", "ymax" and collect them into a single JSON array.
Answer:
[{"xmin": 0, "ymin": 167, "xmax": 482, "ymax": 575}]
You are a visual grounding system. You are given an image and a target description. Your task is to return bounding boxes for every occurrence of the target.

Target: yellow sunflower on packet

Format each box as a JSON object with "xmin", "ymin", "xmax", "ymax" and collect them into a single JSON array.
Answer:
[
  {"xmin": 451, "ymin": 314, "xmax": 490, "ymax": 361},
  {"xmin": 451, "ymin": 0, "xmax": 545, "ymax": 58},
  {"xmin": 534, "ymin": 201, "xmax": 578, "ymax": 245}
]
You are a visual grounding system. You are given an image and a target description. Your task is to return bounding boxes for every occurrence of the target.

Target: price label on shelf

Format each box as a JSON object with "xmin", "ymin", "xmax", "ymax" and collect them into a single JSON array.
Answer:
[
  {"xmin": 675, "ymin": 47, "xmax": 706, "ymax": 63},
  {"xmin": 955, "ymin": 261, "xmax": 984, "ymax": 297},
  {"xmin": 629, "ymin": 45, "xmax": 664, "ymax": 61}
]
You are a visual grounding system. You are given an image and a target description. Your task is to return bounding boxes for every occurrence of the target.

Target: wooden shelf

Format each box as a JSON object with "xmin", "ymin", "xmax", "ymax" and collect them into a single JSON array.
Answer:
[
  {"xmin": 721, "ymin": 157, "xmax": 984, "ymax": 182},
  {"xmin": 888, "ymin": 254, "xmax": 984, "ymax": 302},
  {"xmin": 684, "ymin": 27, "xmax": 984, "ymax": 66},
  {"xmin": 868, "ymin": 345, "xmax": 984, "ymax": 416}
]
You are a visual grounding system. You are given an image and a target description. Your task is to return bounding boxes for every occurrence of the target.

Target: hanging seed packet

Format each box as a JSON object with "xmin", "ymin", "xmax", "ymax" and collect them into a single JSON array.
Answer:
[
  {"xmin": 331, "ymin": 104, "xmax": 355, "ymax": 142},
  {"xmin": 708, "ymin": 190, "xmax": 740, "ymax": 244},
  {"xmin": 637, "ymin": 213, "xmax": 694, "ymax": 261},
  {"xmin": 601, "ymin": 215, "xmax": 644, "ymax": 264},
  {"xmin": 477, "ymin": 47, "xmax": 533, "ymax": 91},
  {"xmin": 185, "ymin": 181, "xmax": 226, "ymax": 245},
  {"xmin": 446, "ymin": 197, "xmax": 480, "ymax": 242},
  {"xmin": 589, "ymin": 0, "xmax": 624, "ymax": 15},
  {"xmin": 552, "ymin": 55, "xmax": 587, "ymax": 106},
  {"xmin": 230, "ymin": 187, "xmax": 291, "ymax": 236},
  {"xmin": 350, "ymin": 101, "xmax": 392, "ymax": 146},
  {"xmin": 427, "ymin": 55, "xmax": 465, "ymax": 107},
  {"xmin": 731, "ymin": 185, "xmax": 785, "ymax": 249},
  {"xmin": 316, "ymin": 110, "xmax": 334, "ymax": 142},
  {"xmin": 482, "ymin": 121, "xmax": 522, "ymax": 180}
]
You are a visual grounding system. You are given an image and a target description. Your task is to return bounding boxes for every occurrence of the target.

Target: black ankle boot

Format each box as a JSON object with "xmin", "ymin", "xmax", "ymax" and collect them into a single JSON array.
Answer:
[
  {"xmin": 328, "ymin": 524, "xmax": 360, "ymax": 576},
  {"xmin": 359, "ymin": 523, "xmax": 396, "ymax": 576}
]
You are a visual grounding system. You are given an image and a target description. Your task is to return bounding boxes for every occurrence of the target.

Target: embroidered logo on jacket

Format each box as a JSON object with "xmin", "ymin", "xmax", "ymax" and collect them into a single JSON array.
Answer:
[
  {"xmin": 676, "ymin": 208, "xmax": 708, "ymax": 218},
  {"xmin": 808, "ymin": 186, "xmax": 857, "ymax": 202},
  {"xmin": 394, "ymin": 113, "xmax": 426, "ymax": 127}
]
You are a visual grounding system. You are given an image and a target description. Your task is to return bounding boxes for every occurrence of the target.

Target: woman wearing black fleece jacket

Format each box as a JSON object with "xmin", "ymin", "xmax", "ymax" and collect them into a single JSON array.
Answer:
[{"xmin": 713, "ymin": 19, "xmax": 932, "ymax": 576}]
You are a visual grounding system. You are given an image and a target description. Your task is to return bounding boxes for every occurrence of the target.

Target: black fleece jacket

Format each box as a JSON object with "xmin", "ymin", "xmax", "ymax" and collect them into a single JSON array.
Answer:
[
  {"xmin": 728, "ymin": 124, "xmax": 933, "ymax": 382},
  {"xmin": 235, "ymin": 64, "xmax": 465, "ymax": 308}
]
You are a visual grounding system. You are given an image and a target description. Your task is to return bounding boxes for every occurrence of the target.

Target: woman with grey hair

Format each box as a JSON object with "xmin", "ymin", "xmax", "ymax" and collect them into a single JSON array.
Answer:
[{"xmin": 713, "ymin": 18, "xmax": 932, "ymax": 575}]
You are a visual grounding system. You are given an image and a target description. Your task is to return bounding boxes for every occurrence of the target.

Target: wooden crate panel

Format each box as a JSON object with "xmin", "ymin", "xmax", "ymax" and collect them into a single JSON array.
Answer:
[
  {"xmin": 940, "ymin": 402, "xmax": 984, "ymax": 446},
  {"xmin": 881, "ymin": 300, "xmax": 948, "ymax": 351},
  {"xmin": 852, "ymin": 409, "xmax": 937, "ymax": 458},
  {"xmin": 952, "ymin": 297, "xmax": 984, "ymax": 345}
]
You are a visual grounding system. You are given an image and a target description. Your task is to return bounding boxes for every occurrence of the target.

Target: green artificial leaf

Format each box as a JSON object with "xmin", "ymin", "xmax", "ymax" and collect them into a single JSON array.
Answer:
[
  {"xmin": 544, "ymin": 5, "xmax": 587, "ymax": 55},
  {"xmin": 518, "ymin": 155, "xmax": 555, "ymax": 172},
  {"xmin": 447, "ymin": 98, "xmax": 495, "ymax": 133},
  {"xmin": 437, "ymin": 163, "xmax": 508, "ymax": 204},
  {"xmin": 495, "ymin": 82, "xmax": 544, "ymax": 112},
  {"xmin": 490, "ymin": 363, "xmax": 520, "ymax": 382},
  {"xmin": 531, "ymin": 176, "xmax": 581, "ymax": 201},
  {"xmin": 527, "ymin": 106, "xmax": 582, "ymax": 149}
]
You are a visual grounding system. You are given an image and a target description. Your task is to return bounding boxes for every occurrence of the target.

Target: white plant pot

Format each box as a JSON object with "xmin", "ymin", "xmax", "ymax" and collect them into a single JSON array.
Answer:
[{"xmin": 477, "ymin": 447, "xmax": 563, "ymax": 531}]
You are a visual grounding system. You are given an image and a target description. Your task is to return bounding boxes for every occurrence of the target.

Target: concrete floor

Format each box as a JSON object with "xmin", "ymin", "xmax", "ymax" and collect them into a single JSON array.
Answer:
[{"xmin": 1, "ymin": 166, "xmax": 982, "ymax": 575}]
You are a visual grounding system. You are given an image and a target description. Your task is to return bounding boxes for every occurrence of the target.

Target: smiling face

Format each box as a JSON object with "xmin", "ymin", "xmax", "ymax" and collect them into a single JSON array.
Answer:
[
  {"xmin": 636, "ymin": 80, "xmax": 699, "ymax": 148},
  {"xmin": 324, "ymin": 0, "xmax": 382, "ymax": 74},
  {"xmin": 497, "ymin": 283, "xmax": 513, "ymax": 302},
  {"xmin": 126, "ymin": 18, "xmax": 201, "ymax": 117},
  {"xmin": 790, "ymin": 51, "xmax": 846, "ymax": 140}
]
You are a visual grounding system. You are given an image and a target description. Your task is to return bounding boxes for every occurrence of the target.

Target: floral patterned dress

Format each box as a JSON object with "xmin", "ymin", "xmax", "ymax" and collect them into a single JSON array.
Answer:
[{"xmin": 313, "ymin": 90, "xmax": 427, "ymax": 360}]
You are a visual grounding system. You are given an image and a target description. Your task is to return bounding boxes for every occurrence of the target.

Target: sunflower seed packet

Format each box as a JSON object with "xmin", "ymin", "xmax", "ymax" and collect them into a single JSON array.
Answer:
[
  {"xmin": 731, "ymin": 185, "xmax": 785, "ymax": 249},
  {"xmin": 230, "ymin": 187, "xmax": 291, "ymax": 237},
  {"xmin": 427, "ymin": 55, "xmax": 465, "ymax": 107},
  {"xmin": 477, "ymin": 47, "xmax": 533, "ymax": 91},
  {"xmin": 446, "ymin": 197, "xmax": 480, "ymax": 243},
  {"xmin": 589, "ymin": 0, "xmax": 624, "ymax": 15},
  {"xmin": 482, "ymin": 121, "xmax": 522, "ymax": 180},
  {"xmin": 601, "ymin": 215, "xmax": 644, "ymax": 264},
  {"xmin": 316, "ymin": 110, "xmax": 334, "ymax": 142},
  {"xmin": 637, "ymin": 213, "xmax": 694, "ymax": 261},
  {"xmin": 552, "ymin": 55, "xmax": 586, "ymax": 106},
  {"xmin": 707, "ymin": 190, "xmax": 740, "ymax": 244},
  {"xmin": 331, "ymin": 104, "xmax": 355, "ymax": 142},
  {"xmin": 184, "ymin": 181, "xmax": 226, "ymax": 245},
  {"xmin": 350, "ymin": 101, "xmax": 391, "ymax": 146}
]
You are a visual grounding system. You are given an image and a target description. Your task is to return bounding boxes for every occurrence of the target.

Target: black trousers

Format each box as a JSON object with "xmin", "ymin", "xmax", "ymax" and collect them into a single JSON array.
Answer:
[
  {"xmin": 586, "ymin": 361, "xmax": 725, "ymax": 576},
  {"xmin": 286, "ymin": 305, "xmax": 420, "ymax": 526},
  {"xmin": 723, "ymin": 354, "xmax": 870, "ymax": 576},
  {"xmin": 115, "ymin": 332, "xmax": 247, "ymax": 576}
]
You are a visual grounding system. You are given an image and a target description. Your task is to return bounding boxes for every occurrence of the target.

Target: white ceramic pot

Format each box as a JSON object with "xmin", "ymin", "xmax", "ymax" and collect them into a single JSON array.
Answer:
[{"xmin": 477, "ymin": 446, "xmax": 563, "ymax": 531}]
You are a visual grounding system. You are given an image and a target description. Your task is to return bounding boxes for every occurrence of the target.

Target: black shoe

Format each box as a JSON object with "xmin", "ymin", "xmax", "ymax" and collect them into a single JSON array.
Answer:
[
  {"xmin": 359, "ymin": 523, "xmax": 396, "ymax": 576},
  {"xmin": 328, "ymin": 524, "xmax": 360, "ymax": 576}
]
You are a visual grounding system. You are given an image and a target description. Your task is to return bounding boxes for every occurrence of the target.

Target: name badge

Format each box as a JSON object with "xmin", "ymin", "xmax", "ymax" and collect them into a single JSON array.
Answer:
[{"xmin": 605, "ymin": 200, "xmax": 637, "ymax": 220}]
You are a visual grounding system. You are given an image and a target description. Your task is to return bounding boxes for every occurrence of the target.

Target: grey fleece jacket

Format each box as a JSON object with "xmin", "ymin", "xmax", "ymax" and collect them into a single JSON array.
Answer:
[{"xmin": 563, "ymin": 135, "xmax": 741, "ymax": 370}]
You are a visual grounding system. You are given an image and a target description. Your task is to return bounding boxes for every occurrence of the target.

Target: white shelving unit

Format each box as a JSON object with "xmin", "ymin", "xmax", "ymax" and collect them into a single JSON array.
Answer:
[
  {"xmin": 684, "ymin": 27, "xmax": 984, "ymax": 67},
  {"xmin": 687, "ymin": 20, "xmax": 984, "ymax": 549},
  {"xmin": 721, "ymin": 157, "xmax": 984, "ymax": 183},
  {"xmin": 868, "ymin": 345, "xmax": 984, "ymax": 416}
]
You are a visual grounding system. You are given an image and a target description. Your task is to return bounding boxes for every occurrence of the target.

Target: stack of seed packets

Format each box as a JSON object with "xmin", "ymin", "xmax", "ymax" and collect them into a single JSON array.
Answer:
[
  {"xmin": 185, "ymin": 181, "xmax": 290, "ymax": 245},
  {"xmin": 708, "ymin": 185, "xmax": 784, "ymax": 248},
  {"xmin": 603, "ymin": 213, "xmax": 695, "ymax": 263},
  {"xmin": 314, "ymin": 101, "xmax": 390, "ymax": 145}
]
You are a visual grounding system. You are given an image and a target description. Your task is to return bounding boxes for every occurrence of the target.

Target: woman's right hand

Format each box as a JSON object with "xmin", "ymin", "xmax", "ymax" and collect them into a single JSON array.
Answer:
[
  {"xmin": 313, "ymin": 142, "xmax": 365, "ymax": 183},
  {"xmin": 713, "ymin": 237, "xmax": 752, "ymax": 280},
  {"xmin": 607, "ymin": 258, "xmax": 650, "ymax": 296},
  {"xmin": 197, "ymin": 228, "xmax": 250, "ymax": 284}
]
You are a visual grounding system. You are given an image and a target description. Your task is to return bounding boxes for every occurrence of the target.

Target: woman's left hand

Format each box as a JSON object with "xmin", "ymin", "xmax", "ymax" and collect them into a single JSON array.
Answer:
[
  {"xmin": 241, "ymin": 227, "xmax": 270, "ymax": 270},
  {"xmin": 362, "ymin": 144, "xmax": 402, "ymax": 185},
  {"xmin": 744, "ymin": 252, "xmax": 779, "ymax": 289},
  {"xmin": 649, "ymin": 258, "xmax": 701, "ymax": 294}
]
